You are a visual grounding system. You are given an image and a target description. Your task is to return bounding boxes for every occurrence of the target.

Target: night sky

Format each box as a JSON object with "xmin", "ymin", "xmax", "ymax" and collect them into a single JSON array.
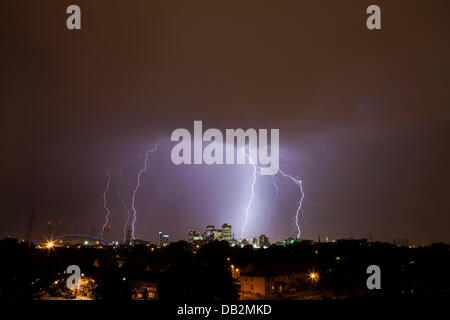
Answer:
[{"xmin": 1, "ymin": 0, "xmax": 449, "ymax": 244}]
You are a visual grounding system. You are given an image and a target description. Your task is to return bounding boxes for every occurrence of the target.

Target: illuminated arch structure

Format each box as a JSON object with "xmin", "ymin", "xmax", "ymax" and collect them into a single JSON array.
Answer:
[{"xmin": 52, "ymin": 234, "xmax": 112, "ymax": 246}]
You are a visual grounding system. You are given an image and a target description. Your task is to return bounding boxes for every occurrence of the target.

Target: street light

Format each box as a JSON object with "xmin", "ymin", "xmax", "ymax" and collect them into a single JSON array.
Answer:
[
  {"xmin": 46, "ymin": 241, "xmax": 54, "ymax": 249},
  {"xmin": 309, "ymin": 272, "xmax": 319, "ymax": 281}
]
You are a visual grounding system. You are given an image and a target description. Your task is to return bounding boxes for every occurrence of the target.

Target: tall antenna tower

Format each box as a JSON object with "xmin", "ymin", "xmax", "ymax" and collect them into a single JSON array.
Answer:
[{"xmin": 26, "ymin": 208, "xmax": 36, "ymax": 244}]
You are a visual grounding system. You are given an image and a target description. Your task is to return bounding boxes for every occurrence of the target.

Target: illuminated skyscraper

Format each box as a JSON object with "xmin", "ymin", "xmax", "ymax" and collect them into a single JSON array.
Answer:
[
  {"xmin": 158, "ymin": 231, "xmax": 170, "ymax": 247},
  {"xmin": 163, "ymin": 234, "xmax": 169, "ymax": 246},
  {"xmin": 221, "ymin": 223, "xmax": 232, "ymax": 242},
  {"xmin": 259, "ymin": 234, "xmax": 270, "ymax": 247},
  {"xmin": 158, "ymin": 232, "xmax": 163, "ymax": 246},
  {"xmin": 206, "ymin": 225, "xmax": 215, "ymax": 235},
  {"xmin": 188, "ymin": 230, "xmax": 203, "ymax": 243},
  {"xmin": 194, "ymin": 223, "xmax": 233, "ymax": 244}
]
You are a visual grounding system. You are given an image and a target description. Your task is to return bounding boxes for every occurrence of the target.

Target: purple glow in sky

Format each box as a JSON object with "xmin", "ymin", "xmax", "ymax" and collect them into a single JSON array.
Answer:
[{"xmin": 1, "ymin": 0, "xmax": 450, "ymax": 244}]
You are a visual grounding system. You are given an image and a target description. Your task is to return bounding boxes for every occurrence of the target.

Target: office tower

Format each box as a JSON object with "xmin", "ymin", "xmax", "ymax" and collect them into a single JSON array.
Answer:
[
  {"xmin": 259, "ymin": 234, "xmax": 270, "ymax": 247},
  {"xmin": 221, "ymin": 223, "xmax": 232, "ymax": 242}
]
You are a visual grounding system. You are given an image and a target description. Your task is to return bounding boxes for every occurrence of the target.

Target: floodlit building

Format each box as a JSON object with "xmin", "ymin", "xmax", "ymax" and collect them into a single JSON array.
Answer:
[
  {"xmin": 240, "ymin": 270, "xmax": 301, "ymax": 298},
  {"xmin": 206, "ymin": 225, "xmax": 215, "ymax": 234},
  {"xmin": 188, "ymin": 223, "xmax": 233, "ymax": 245},
  {"xmin": 188, "ymin": 230, "xmax": 203, "ymax": 243},
  {"xmin": 259, "ymin": 234, "xmax": 270, "ymax": 247},
  {"xmin": 158, "ymin": 232, "xmax": 170, "ymax": 247},
  {"xmin": 221, "ymin": 223, "xmax": 232, "ymax": 242}
]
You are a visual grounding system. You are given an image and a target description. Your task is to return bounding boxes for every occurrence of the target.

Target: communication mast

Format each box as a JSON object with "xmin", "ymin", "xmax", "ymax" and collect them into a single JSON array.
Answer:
[{"xmin": 25, "ymin": 208, "xmax": 36, "ymax": 244}]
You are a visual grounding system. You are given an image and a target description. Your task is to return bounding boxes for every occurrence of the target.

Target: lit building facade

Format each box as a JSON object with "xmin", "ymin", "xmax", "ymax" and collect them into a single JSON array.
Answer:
[
  {"xmin": 158, "ymin": 232, "xmax": 170, "ymax": 247},
  {"xmin": 259, "ymin": 234, "xmax": 270, "ymax": 247},
  {"xmin": 188, "ymin": 230, "xmax": 203, "ymax": 243},
  {"xmin": 188, "ymin": 223, "xmax": 233, "ymax": 245},
  {"xmin": 221, "ymin": 223, "xmax": 232, "ymax": 242}
]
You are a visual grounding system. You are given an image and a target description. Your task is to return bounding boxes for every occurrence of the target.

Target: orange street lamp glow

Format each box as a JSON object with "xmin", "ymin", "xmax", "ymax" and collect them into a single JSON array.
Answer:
[
  {"xmin": 309, "ymin": 272, "xmax": 319, "ymax": 281},
  {"xmin": 46, "ymin": 241, "xmax": 54, "ymax": 249}
]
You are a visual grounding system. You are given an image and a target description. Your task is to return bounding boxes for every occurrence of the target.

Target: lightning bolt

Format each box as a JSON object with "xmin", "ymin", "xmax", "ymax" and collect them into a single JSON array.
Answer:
[
  {"xmin": 118, "ymin": 155, "xmax": 142, "ymax": 242},
  {"xmin": 240, "ymin": 151, "xmax": 306, "ymax": 240},
  {"xmin": 129, "ymin": 144, "xmax": 158, "ymax": 240},
  {"xmin": 100, "ymin": 171, "xmax": 112, "ymax": 238},
  {"xmin": 119, "ymin": 190, "xmax": 131, "ymax": 242},
  {"xmin": 276, "ymin": 168, "xmax": 305, "ymax": 239},
  {"xmin": 241, "ymin": 152, "xmax": 257, "ymax": 239}
]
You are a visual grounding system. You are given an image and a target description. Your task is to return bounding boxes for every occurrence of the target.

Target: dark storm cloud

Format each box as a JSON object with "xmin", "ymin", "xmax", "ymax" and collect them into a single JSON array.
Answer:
[{"xmin": 1, "ymin": 0, "xmax": 449, "ymax": 243}]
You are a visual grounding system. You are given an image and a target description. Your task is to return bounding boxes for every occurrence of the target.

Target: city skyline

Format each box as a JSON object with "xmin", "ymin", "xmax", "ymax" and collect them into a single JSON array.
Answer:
[{"xmin": 14, "ymin": 216, "xmax": 430, "ymax": 248}]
